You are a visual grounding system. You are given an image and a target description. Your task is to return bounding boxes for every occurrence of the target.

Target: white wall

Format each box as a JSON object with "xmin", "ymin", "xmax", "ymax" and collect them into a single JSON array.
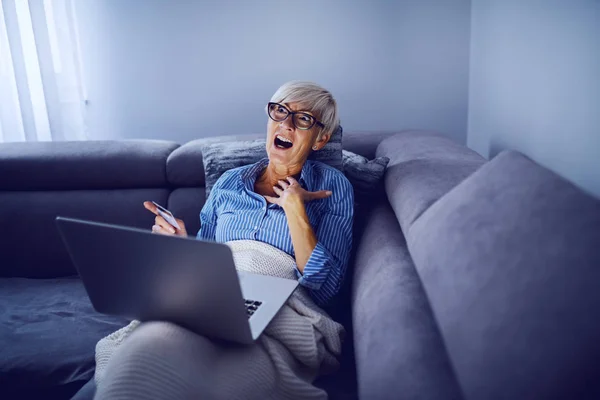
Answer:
[
  {"xmin": 74, "ymin": 0, "xmax": 471, "ymax": 144},
  {"xmin": 468, "ymin": 0, "xmax": 600, "ymax": 197}
]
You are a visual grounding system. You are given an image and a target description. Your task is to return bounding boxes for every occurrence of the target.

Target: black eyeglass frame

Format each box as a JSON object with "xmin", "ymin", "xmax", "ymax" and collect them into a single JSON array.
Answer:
[{"xmin": 267, "ymin": 102, "xmax": 325, "ymax": 131}]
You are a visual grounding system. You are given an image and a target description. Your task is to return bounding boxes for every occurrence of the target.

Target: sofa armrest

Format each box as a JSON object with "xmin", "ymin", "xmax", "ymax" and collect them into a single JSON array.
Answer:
[{"xmin": 377, "ymin": 131, "xmax": 485, "ymax": 234}]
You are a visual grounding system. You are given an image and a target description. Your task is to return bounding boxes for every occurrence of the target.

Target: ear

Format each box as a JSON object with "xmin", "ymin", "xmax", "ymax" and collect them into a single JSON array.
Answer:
[{"xmin": 312, "ymin": 132, "xmax": 331, "ymax": 151}]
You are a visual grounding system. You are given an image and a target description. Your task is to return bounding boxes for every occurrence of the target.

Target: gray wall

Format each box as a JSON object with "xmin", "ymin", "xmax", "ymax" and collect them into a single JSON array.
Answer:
[
  {"xmin": 468, "ymin": 0, "xmax": 600, "ymax": 197},
  {"xmin": 74, "ymin": 0, "xmax": 471, "ymax": 144}
]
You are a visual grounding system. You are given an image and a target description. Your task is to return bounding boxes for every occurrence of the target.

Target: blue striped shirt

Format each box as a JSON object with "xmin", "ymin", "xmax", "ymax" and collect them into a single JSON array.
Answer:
[{"xmin": 196, "ymin": 158, "xmax": 354, "ymax": 306}]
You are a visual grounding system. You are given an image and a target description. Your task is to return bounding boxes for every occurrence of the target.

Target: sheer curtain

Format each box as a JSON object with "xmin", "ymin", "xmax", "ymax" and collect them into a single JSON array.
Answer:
[{"xmin": 0, "ymin": 0, "xmax": 87, "ymax": 143}]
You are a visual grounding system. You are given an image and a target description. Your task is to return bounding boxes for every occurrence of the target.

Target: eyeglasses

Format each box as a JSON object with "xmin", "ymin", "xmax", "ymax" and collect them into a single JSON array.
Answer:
[{"xmin": 267, "ymin": 102, "xmax": 325, "ymax": 131}]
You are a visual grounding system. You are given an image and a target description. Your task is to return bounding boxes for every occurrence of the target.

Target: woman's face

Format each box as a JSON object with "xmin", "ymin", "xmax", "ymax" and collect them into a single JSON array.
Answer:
[{"xmin": 266, "ymin": 102, "xmax": 328, "ymax": 168}]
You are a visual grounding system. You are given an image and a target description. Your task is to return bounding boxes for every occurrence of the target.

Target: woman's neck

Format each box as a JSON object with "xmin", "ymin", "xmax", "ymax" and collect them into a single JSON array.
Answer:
[{"xmin": 255, "ymin": 161, "xmax": 302, "ymax": 196}]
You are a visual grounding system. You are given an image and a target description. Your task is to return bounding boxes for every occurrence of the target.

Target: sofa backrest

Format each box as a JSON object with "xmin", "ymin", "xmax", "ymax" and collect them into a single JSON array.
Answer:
[
  {"xmin": 0, "ymin": 140, "xmax": 178, "ymax": 278},
  {"xmin": 0, "ymin": 131, "xmax": 395, "ymax": 278}
]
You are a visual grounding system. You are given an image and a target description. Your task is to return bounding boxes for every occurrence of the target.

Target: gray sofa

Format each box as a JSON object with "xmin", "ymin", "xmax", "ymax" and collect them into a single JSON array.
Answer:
[{"xmin": 1, "ymin": 130, "xmax": 599, "ymax": 400}]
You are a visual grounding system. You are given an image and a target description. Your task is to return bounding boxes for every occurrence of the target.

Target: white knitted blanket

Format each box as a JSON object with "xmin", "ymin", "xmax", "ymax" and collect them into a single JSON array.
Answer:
[{"xmin": 94, "ymin": 240, "xmax": 345, "ymax": 393}]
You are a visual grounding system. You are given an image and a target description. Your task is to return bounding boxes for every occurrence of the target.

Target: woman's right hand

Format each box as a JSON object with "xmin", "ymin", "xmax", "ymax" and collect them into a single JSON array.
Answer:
[{"xmin": 143, "ymin": 201, "xmax": 188, "ymax": 237}]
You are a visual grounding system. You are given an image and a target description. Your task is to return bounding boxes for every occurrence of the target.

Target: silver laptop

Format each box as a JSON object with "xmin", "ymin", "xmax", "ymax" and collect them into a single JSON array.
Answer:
[{"xmin": 55, "ymin": 216, "xmax": 298, "ymax": 344}]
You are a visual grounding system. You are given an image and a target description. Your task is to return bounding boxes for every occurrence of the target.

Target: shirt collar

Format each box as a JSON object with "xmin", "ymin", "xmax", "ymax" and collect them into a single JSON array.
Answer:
[
  {"xmin": 298, "ymin": 160, "xmax": 315, "ymax": 191},
  {"xmin": 241, "ymin": 158, "xmax": 316, "ymax": 192},
  {"xmin": 241, "ymin": 158, "xmax": 270, "ymax": 191}
]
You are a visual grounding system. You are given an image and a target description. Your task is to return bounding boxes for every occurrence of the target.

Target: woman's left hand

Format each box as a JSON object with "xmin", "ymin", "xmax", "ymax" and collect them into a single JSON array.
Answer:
[{"xmin": 264, "ymin": 177, "xmax": 332, "ymax": 210}]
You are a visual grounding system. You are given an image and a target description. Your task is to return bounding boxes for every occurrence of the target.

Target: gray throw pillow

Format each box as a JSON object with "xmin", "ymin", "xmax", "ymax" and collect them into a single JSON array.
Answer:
[
  {"xmin": 342, "ymin": 150, "xmax": 390, "ymax": 200},
  {"xmin": 202, "ymin": 139, "xmax": 267, "ymax": 198},
  {"xmin": 202, "ymin": 126, "xmax": 343, "ymax": 198},
  {"xmin": 310, "ymin": 125, "xmax": 343, "ymax": 170}
]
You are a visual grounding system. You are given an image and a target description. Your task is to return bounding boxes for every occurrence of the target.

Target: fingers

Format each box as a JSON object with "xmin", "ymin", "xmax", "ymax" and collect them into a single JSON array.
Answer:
[
  {"xmin": 264, "ymin": 195, "xmax": 278, "ymax": 204},
  {"xmin": 286, "ymin": 176, "xmax": 298, "ymax": 185},
  {"xmin": 309, "ymin": 190, "xmax": 333, "ymax": 200},
  {"xmin": 152, "ymin": 224, "xmax": 173, "ymax": 235},
  {"xmin": 155, "ymin": 215, "xmax": 176, "ymax": 234},
  {"xmin": 173, "ymin": 219, "xmax": 187, "ymax": 236},
  {"xmin": 277, "ymin": 180, "xmax": 289, "ymax": 189},
  {"xmin": 152, "ymin": 219, "xmax": 187, "ymax": 236},
  {"xmin": 273, "ymin": 185, "xmax": 283, "ymax": 196},
  {"xmin": 143, "ymin": 201, "xmax": 159, "ymax": 216}
]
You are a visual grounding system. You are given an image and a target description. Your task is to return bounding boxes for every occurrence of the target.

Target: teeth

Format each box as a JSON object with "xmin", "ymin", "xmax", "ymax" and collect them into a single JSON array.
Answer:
[{"xmin": 276, "ymin": 135, "xmax": 292, "ymax": 144}]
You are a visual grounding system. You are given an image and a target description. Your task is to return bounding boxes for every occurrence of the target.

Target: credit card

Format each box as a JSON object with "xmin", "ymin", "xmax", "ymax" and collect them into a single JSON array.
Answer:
[{"xmin": 151, "ymin": 201, "xmax": 181, "ymax": 230}]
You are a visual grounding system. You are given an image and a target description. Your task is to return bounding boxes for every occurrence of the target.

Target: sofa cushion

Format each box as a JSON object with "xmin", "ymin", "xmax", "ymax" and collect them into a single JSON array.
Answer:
[
  {"xmin": 0, "ymin": 189, "xmax": 170, "ymax": 278},
  {"xmin": 166, "ymin": 135, "xmax": 238, "ymax": 188},
  {"xmin": 0, "ymin": 140, "xmax": 179, "ymax": 191},
  {"xmin": 377, "ymin": 131, "xmax": 485, "ymax": 233},
  {"xmin": 166, "ymin": 188, "xmax": 207, "ymax": 237},
  {"xmin": 408, "ymin": 150, "xmax": 600, "ymax": 400},
  {"xmin": 351, "ymin": 201, "xmax": 462, "ymax": 400},
  {"xmin": 0, "ymin": 277, "xmax": 129, "ymax": 399}
]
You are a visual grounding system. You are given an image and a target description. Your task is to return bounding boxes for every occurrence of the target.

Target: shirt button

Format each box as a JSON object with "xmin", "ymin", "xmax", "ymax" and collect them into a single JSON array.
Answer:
[{"xmin": 254, "ymin": 226, "xmax": 258, "ymax": 229}]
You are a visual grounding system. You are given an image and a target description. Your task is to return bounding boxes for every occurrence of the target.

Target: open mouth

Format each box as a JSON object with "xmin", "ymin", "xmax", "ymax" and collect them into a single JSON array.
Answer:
[{"xmin": 274, "ymin": 134, "xmax": 293, "ymax": 150}]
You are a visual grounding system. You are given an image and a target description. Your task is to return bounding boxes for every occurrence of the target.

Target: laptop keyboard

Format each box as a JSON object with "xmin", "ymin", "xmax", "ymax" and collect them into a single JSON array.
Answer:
[{"xmin": 244, "ymin": 299, "xmax": 263, "ymax": 318}]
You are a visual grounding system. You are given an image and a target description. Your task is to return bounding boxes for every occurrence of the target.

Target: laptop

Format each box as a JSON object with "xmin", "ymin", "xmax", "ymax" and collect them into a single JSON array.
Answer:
[{"xmin": 55, "ymin": 216, "xmax": 298, "ymax": 344}]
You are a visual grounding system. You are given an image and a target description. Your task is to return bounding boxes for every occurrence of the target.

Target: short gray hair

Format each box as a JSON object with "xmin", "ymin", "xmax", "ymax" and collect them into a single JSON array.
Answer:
[{"xmin": 269, "ymin": 81, "xmax": 339, "ymax": 139}]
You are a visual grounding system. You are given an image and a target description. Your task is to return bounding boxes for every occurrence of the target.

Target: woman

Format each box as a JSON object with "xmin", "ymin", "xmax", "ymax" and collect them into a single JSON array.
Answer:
[
  {"xmin": 97, "ymin": 81, "xmax": 354, "ymax": 399},
  {"xmin": 147, "ymin": 80, "xmax": 353, "ymax": 306}
]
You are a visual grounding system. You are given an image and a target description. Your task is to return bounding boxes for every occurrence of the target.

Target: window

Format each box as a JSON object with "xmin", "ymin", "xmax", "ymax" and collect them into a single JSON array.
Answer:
[{"xmin": 0, "ymin": 0, "xmax": 87, "ymax": 142}]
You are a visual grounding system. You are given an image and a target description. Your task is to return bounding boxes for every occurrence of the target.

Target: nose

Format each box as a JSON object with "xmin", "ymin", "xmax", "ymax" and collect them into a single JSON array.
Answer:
[{"xmin": 279, "ymin": 115, "xmax": 294, "ymax": 131}]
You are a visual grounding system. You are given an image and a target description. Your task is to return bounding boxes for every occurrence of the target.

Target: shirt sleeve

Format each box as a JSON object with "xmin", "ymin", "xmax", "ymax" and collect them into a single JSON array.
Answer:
[
  {"xmin": 196, "ymin": 173, "xmax": 229, "ymax": 241},
  {"xmin": 295, "ymin": 176, "xmax": 354, "ymax": 306}
]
